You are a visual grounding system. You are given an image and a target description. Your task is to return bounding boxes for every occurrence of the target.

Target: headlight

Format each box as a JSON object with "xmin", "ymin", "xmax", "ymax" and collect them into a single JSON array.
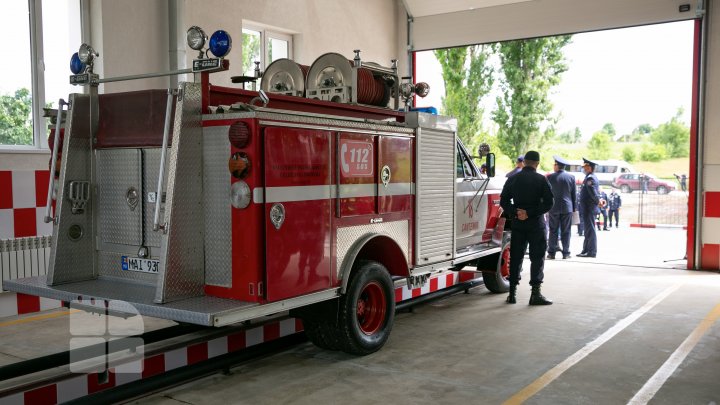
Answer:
[
  {"xmin": 209, "ymin": 30, "xmax": 232, "ymax": 58},
  {"xmin": 186, "ymin": 26, "xmax": 207, "ymax": 51},
  {"xmin": 70, "ymin": 52, "xmax": 85, "ymax": 74},
  {"xmin": 230, "ymin": 181, "xmax": 251, "ymax": 209},
  {"xmin": 78, "ymin": 43, "xmax": 98, "ymax": 64}
]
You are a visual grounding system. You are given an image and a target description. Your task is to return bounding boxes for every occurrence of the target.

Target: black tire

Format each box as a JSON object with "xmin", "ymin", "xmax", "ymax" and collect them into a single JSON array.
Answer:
[
  {"xmin": 483, "ymin": 241, "xmax": 510, "ymax": 293},
  {"xmin": 656, "ymin": 185, "xmax": 668, "ymax": 195},
  {"xmin": 621, "ymin": 184, "xmax": 631, "ymax": 193},
  {"xmin": 303, "ymin": 319, "xmax": 342, "ymax": 351},
  {"xmin": 338, "ymin": 260, "xmax": 395, "ymax": 355}
]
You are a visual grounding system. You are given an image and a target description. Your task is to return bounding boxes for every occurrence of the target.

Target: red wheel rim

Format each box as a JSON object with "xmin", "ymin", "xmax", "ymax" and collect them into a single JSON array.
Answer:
[
  {"xmin": 500, "ymin": 246, "xmax": 511, "ymax": 280},
  {"xmin": 356, "ymin": 281, "xmax": 387, "ymax": 335}
]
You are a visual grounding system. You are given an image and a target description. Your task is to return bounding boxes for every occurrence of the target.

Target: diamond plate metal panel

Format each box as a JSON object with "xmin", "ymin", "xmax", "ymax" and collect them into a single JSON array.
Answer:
[
  {"xmin": 97, "ymin": 251, "xmax": 156, "ymax": 285},
  {"xmin": 416, "ymin": 127, "xmax": 455, "ymax": 264},
  {"xmin": 143, "ymin": 148, "xmax": 164, "ymax": 248},
  {"xmin": 155, "ymin": 82, "xmax": 205, "ymax": 303},
  {"xmin": 5, "ymin": 276, "xmax": 256, "ymax": 326},
  {"xmin": 336, "ymin": 220, "xmax": 409, "ymax": 279},
  {"xmin": 202, "ymin": 125, "xmax": 232, "ymax": 287},
  {"xmin": 47, "ymin": 93, "xmax": 96, "ymax": 285},
  {"xmin": 97, "ymin": 149, "xmax": 142, "ymax": 246}
]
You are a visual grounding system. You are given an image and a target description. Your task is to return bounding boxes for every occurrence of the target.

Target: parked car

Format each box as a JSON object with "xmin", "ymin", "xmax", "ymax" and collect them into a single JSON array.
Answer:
[{"xmin": 612, "ymin": 173, "xmax": 676, "ymax": 194}]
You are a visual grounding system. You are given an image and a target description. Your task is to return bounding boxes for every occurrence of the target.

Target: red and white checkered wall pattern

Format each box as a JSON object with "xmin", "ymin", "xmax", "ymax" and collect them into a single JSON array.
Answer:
[{"xmin": 0, "ymin": 170, "xmax": 53, "ymax": 239}]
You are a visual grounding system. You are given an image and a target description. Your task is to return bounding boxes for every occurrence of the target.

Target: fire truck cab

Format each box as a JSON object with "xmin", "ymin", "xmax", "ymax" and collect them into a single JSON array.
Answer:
[{"xmin": 4, "ymin": 29, "xmax": 510, "ymax": 355}]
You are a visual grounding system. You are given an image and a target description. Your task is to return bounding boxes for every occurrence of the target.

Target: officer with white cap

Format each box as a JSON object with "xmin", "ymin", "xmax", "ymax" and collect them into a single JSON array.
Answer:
[
  {"xmin": 546, "ymin": 155, "xmax": 576, "ymax": 259},
  {"xmin": 577, "ymin": 158, "xmax": 601, "ymax": 257}
]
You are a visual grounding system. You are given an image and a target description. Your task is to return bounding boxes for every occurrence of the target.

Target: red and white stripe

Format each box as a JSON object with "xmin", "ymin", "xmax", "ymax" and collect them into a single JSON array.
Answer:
[
  {"xmin": 700, "ymin": 165, "xmax": 720, "ymax": 269},
  {"xmin": 0, "ymin": 170, "xmax": 53, "ymax": 239},
  {"xmin": 630, "ymin": 224, "xmax": 688, "ymax": 230},
  {"xmin": 394, "ymin": 270, "xmax": 479, "ymax": 302},
  {"xmin": 0, "ymin": 292, "xmax": 61, "ymax": 318}
]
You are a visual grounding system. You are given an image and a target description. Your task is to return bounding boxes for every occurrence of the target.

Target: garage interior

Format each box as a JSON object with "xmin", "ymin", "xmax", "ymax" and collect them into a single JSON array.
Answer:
[{"xmin": 0, "ymin": 0, "xmax": 719, "ymax": 403}]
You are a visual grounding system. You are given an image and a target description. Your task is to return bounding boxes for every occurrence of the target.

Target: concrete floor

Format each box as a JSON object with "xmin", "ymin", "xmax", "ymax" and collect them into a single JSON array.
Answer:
[
  {"xmin": 1, "ymin": 227, "xmax": 717, "ymax": 404},
  {"xmin": 131, "ymin": 229, "xmax": 718, "ymax": 405}
]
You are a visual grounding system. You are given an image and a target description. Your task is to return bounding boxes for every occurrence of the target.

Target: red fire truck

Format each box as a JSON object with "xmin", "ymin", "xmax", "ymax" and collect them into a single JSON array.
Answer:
[{"xmin": 4, "ymin": 27, "xmax": 510, "ymax": 355}]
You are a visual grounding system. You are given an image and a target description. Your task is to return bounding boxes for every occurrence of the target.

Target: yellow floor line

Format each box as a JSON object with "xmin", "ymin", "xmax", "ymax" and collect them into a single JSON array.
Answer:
[
  {"xmin": 0, "ymin": 309, "xmax": 79, "ymax": 327},
  {"xmin": 627, "ymin": 301, "xmax": 720, "ymax": 404},
  {"xmin": 502, "ymin": 283, "xmax": 683, "ymax": 405}
]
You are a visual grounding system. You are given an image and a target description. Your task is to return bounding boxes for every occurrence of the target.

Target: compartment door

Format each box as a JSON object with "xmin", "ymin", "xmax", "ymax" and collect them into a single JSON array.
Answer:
[{"xmin": 264, "ymin": 127, "xmax": 332, "ymax": 302}]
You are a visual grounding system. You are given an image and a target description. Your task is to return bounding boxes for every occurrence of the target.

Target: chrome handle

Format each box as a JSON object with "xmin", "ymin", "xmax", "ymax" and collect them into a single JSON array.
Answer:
[
  {"xmin": 44, "ymin": 99, "xmax": 67, "ymax": 224},
  {"xmin": 153, "ymin": 89, "xmax": 175, "ymax": 232}
]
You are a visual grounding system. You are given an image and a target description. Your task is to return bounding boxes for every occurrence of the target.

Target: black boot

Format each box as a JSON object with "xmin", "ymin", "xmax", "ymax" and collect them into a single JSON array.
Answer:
[
  {"xmin": 506, "ymin": 284, "xmax": 517, "ymax": 304},
  {"xmin": 529, "ymin": 285, "xmax": 552, "ymax": 306}
]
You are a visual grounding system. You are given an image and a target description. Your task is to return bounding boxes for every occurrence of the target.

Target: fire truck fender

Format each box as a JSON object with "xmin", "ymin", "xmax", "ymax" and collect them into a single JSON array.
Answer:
[{"xmin": 339, "ymin": 234, "xmax": 409, "ymax": 294}]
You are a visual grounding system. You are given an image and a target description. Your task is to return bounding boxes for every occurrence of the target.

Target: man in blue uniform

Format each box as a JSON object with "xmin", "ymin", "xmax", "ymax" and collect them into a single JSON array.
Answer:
[
  {"xmin": 505, "ymin": 155, "xmax": 524, "ymax": 178},
  {"xmin": 597, "ymin": 188, "xmax": 609, "ymax": 231},
  {"xmin": 577, "ymin": 158, "xmax": 601, "ymax": 258},
  {"xmin": 546, "ymin": 155, "xmax": 576, "ymax": 260},
  {"xmin": 500, "ymin": 151, "xmax": 554, "ymax": 305},
  {"xmin": 608, "ymin": 189, "xmax": 622, "ymax": 227}
]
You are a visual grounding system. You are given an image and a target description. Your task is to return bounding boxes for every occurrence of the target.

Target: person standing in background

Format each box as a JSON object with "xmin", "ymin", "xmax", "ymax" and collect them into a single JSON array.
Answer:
[
  {"xmin": 500, "ymin": 151, "xmax": 554, "ymax": 305},
  {"xmin": 597, "ymin": 188, "xmax": 609, "ymax": 231},
  {"xmin": 546, "ymin": 156, "xmax": 576, "ymax": 260},
  {"xmin": 608, "ymin": 189, "xmax": 622, "ymax": 227},
  {"xmin": 505, "ymin": 155, "xmax": 524, "ymax": 178},
  {"xmin": 577, "ymin": 158, "xmax": 601, "ymax": 258}
]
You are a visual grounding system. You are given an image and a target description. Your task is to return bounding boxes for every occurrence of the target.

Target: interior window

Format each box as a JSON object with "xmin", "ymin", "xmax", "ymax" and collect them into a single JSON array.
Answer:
[{"xmin": 242, "ymin": 24, "xmax": 293, "ymax": 77}]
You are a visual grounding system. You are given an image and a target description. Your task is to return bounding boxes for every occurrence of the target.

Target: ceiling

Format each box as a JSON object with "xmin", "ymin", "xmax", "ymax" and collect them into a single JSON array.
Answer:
[{"xmin": 402, "ymin": 0, "xmax": 534, "ymax": 18}]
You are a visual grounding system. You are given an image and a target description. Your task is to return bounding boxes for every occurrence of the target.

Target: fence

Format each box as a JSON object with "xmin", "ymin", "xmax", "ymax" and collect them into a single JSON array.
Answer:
[
  {"xmin": 605, "ymin": 190, "xmax": 688, "ymax": 226},
  {"xmin": 0, "ymin": 236, "xmax": 52, "ymax": 289}
]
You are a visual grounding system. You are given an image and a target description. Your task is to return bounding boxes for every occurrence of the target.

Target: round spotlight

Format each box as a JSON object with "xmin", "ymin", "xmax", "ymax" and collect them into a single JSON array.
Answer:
[
  {"xmin": 186, "ymin": 26, "xmax": 207, "ymax": 51},
  {"xmin": 78, "ymin": 43, "xmax": 98, "ymax": 64},
  {"xmin": 209, "ymin": 30, "xmax": 232, "ymax": 58},
  {"xmin": 230, "ymin": 181, "xmax": 252, "ymax": 209},
  {"xmin": 228, "ymin": 121, "xmax": 251, "ymax": 149},
  {"xmin": 228, "ymin": 152, "xmax": 251, "ymax": 179},
  {"xmin": 70, "ymin": 52, "xmax": 85, "ymax": 74}
]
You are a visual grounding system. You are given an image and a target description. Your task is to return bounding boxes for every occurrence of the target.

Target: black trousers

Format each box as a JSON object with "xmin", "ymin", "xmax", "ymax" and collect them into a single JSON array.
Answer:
[
  {"xmin": 597, "ymin": 208, "xmax": 608, "ymax": 230},
  {"xmin": 608, "ymin": 209, "xmax": 619, "ymax": 226},
  {"xmin": 509, "ymin": 223, "xmax": 547, "ymax": 286},
  {"xmin": 581, "ymin": 209, "xmax": 598, "ymax": 255},
  {"xmin": 547, "ymin": 212, "xmax": 572, "ymax": 256}
]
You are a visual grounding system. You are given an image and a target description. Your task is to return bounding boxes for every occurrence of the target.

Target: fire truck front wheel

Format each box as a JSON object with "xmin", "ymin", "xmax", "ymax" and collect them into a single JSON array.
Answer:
[
  {"xmin": 482, "ymin": 242, "xmax": 511, "ymax": 293},
  {"xmin": 338, "ymin": 260, "xmax": 395, "ymax": 355}
]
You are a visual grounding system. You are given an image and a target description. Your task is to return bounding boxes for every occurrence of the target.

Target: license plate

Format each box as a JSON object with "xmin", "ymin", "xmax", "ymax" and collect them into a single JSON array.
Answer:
[{"xmin": 121, "ymin": 256, "xmax": 160, "ymax": 274}]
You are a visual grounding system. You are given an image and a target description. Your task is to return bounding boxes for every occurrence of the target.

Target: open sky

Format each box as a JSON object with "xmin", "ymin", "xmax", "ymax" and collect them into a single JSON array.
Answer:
[{"xmin": 416, "ymin": 20, "xmax": 695, "ymax": 140}]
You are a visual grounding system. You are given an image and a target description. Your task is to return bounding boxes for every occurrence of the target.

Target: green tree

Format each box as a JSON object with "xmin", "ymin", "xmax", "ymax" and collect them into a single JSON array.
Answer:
[
  {"xmin": 492, "ymin": 35, "xmax": 571, "ymax": 162},
  {"xmin": 601, "ymin": 122, "xmax": 616, "ymax": 137},
  {"xmin": 558, "ymin": 126, "xmax": 582, "ymax": 143},
  {"xmin": 587, "ymin": 131, "xmax": 611, "ymax": 159},
  {"xmin": 434, "ymin": 46, "xmax": 494, "ymax": 150},
  {"xmin": 621, "ymin": 146, "xmax": 636, "ymax": 163},
  {"xmin": 242, "ymin": 30, "xmax": 261, "ymax": 76},
  {"xmin": 0, "ymin": 88, "xmax": 34, "ymax": 146},
  {"xmin": 624, "ymin": 123, "xmax": 653, "ymax": 142},
  {"xmin": 640, "ymin": 143, "xmax": 667, "ymax": 162},
  {"xmin": 650, "ymin": 109, "xmax": 689, "ymax": 158}
]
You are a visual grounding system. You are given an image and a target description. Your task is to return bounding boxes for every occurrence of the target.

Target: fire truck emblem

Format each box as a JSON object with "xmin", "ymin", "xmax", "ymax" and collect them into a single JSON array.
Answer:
[
  {"xmin": 126, "ymin": 187, "xmax": 139, "ymax": 211},
  {"xmin": 381, "ymin": 165, "xmax": 391, "ymax": 187},
  {"xmin": 270, "ymin": 203, "xmax": 285, "ymax": 229}
]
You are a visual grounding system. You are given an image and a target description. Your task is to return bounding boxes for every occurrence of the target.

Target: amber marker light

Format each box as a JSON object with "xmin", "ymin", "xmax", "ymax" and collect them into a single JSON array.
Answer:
[{"xmin": 229, "ymin": 152, "xmax": 251, "ymax": 179}]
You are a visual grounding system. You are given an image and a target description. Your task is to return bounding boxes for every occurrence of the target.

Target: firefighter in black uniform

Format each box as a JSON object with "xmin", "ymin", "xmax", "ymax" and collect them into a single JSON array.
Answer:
[{"xmin": 500, "ymin": 151, "xmax": 554, "ymax": 305}]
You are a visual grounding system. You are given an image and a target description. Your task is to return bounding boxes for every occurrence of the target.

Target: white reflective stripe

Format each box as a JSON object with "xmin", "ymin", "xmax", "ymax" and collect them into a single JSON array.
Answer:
[
  {"xmin": 260, "ymin": 182, "xmax": 414, "ymax": 203},
  {"xmin": 701, "ymin": 217, "xmax": 720, "ymax": 244},
  {"xmin": 704, "ymin": 164, "xmax": 720, "ymax": 191},
  {"xmin": 266, "ymin": 185, "xmax": 333, "ymax": 203},
  {"xmin": 379, "ymin": 182, "xmax": 412, "ymax": 197},
  {"xmin": 340, "ymin": 184, "xmax": 375, "ymax": 198},
  {"xmin": 253, "ymin": 187, "xmax": 264, "ymax": 204}
]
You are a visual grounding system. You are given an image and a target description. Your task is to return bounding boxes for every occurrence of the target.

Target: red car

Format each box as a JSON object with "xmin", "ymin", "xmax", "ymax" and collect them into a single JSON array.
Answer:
[{"xmin": 612, "ymin": 173, "xmax": 676, "ymax": 194}]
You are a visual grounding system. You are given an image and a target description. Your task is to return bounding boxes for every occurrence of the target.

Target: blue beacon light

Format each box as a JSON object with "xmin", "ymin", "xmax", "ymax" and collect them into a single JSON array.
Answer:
[
  {"xmin": 208, "ymin": 30, "xmax": 232, "ymax": 58},
  {"xmin": 70, "ymin": 52, "xmax": 85, "ymax": 74}
]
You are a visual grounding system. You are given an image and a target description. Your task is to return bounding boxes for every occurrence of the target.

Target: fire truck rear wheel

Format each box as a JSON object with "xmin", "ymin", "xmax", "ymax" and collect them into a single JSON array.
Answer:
[
  {"xmin": 338, "ymin": 260, "xmax": 395, "ymax": 355},
  {"xmin": 303, "ymin": 319, "xmax": 342, "ymax": 351},
  {"xmin": 482, "ymin": 242, "xmax": 511, "ymax": 293}
]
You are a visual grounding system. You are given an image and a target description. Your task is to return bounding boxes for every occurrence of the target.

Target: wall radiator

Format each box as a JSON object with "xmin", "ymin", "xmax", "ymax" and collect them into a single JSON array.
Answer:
[{"xmin": 0, "ymin": 236, "xmax": 52, "ymax": 289}]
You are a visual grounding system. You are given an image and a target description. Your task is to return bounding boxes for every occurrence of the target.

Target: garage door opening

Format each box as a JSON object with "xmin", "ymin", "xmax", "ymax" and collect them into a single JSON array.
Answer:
[{"xmin": 414, "ymin": 20, "xmax": 696, "ymax": 269}]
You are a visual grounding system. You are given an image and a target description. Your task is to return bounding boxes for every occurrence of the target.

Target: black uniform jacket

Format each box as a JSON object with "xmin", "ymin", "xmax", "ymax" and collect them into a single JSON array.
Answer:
[{"xmin": 500, "ymin": 166, "xmax": 554, "ymax": 230}]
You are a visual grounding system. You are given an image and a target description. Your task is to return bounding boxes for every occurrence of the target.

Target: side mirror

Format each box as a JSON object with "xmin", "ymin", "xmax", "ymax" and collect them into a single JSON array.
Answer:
[{"xmin": 485, "ymin": 153, "xmax": 496, "ymax": 178}]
